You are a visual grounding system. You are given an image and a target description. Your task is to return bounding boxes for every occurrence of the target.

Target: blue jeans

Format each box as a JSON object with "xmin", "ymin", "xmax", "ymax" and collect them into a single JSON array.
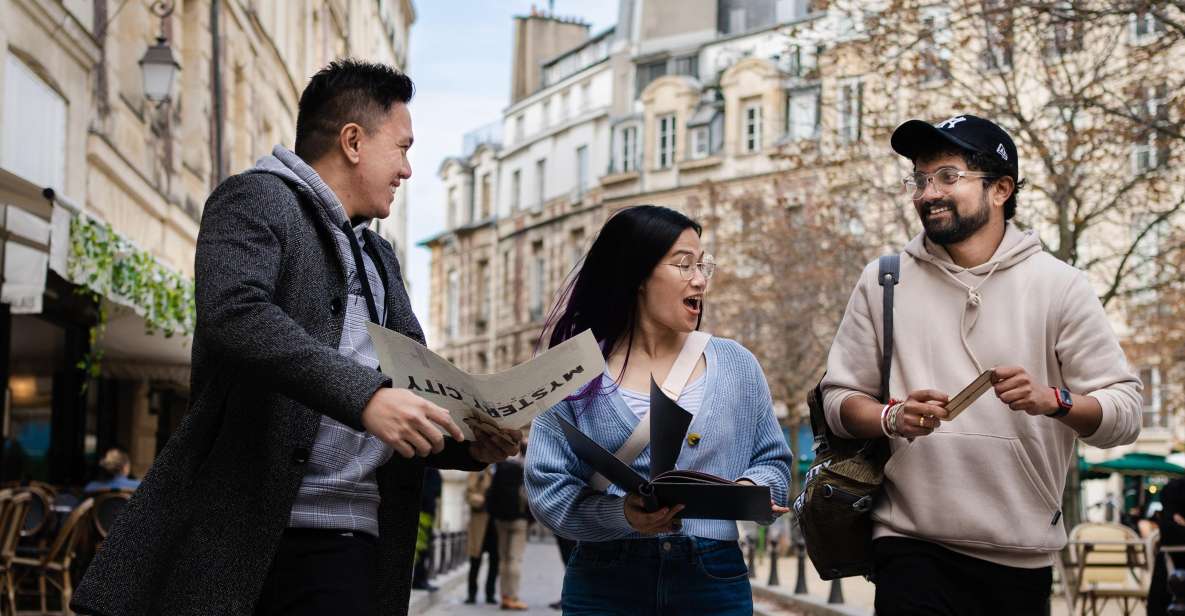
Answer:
[{"xmin": 562, "ymin": 536, "xmax": 752, "ymax": 615}]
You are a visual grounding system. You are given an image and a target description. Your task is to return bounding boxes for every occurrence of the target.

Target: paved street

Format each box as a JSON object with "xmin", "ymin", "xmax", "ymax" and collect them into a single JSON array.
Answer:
[{"xmin": 421, "ymin": 539, "xmax": 567, "ymax": 615}]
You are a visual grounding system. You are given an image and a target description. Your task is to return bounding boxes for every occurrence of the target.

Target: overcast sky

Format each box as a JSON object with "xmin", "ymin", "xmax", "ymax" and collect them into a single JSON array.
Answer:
[{"xmin": 404, "ymin": 1, "xmax": 619, "ymax": 330}]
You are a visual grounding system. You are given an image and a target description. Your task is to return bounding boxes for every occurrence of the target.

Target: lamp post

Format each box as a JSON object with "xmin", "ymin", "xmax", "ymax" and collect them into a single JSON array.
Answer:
[{"xmin": 139, "ymin": 0, "xmax": 180, "ymax": 104}]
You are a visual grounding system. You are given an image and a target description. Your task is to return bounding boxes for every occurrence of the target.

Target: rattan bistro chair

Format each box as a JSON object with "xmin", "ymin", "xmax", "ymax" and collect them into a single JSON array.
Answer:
[
  {"xmin": 19, "ymin": 486, "xmax": 54, "ymax": 541},
  {"xmin": 12, "ymin": 497, "xmax": 94, "ymax": 616},
  {"xmin": 0, "ymin": 492, "xmax": 32, "ymax": 616},
  {"xmin": 91, "ymin": 491, "xmax": 132, "ymax": 540}
]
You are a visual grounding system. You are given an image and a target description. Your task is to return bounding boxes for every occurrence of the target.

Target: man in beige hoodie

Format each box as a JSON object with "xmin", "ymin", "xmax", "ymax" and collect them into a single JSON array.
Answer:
[{"xmin": 821, "ymin": 114, "xmax": 1142, "ymax": 615}]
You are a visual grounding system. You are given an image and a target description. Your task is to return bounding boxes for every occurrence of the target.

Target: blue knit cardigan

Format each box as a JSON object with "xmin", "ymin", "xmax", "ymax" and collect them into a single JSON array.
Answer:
[{"xmin": 524, "ymin": 337, "xmax": 793, "ymax": 542}]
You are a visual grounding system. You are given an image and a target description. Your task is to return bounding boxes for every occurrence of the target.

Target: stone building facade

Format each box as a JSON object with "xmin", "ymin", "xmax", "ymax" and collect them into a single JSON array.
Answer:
[{"xmin": 0, "ymin": 0, "xmax": 414, "ymax": 482}]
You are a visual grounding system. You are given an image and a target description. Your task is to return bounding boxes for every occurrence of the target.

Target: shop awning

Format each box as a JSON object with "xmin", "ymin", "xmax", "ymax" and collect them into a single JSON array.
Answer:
[
  {"xmin": 1088, "ymin": 452, "xmax": 1185, "ymax": 477},
  {"xmin": 0, "ymin": 171, "xmax": 197, "ymax": 385},
  {"xmin": 99, "ymin": 301, "xmax": 191, "ymax": 385}
]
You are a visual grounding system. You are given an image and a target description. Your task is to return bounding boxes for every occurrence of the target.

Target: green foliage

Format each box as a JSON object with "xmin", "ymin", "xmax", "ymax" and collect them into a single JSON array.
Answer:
[{"xmin": 66, "ymin": 216, "xmax": 196, "ymax": 381}]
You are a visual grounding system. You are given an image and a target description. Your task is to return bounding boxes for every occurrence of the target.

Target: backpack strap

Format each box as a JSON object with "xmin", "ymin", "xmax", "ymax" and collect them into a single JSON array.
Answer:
[
  {"xmin": 810, "ymin": 255, "xmax": 900, "ymax": 455},
  {"xmin": 877, "ymin": 255, "xmax": 900, "ymax": 403},
  {"xmin": 589, "ymin": 331, "xmax": 711, "ymax": 492}
]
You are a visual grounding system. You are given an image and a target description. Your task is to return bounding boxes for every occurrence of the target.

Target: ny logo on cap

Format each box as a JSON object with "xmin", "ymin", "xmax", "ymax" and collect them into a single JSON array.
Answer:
[
  {"xmin": 996, "ymin": 143, "xmax": 1008, "ymax": 160},
  {"xmin": 936, "ymin": 116, "xmax": 967, "ymax": 130}
]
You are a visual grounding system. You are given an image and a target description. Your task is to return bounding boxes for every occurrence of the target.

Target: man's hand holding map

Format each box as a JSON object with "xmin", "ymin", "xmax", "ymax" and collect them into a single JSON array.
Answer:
[{"xmin": 367, "ymin": 324, "xmax": 603, "ymax": 441}]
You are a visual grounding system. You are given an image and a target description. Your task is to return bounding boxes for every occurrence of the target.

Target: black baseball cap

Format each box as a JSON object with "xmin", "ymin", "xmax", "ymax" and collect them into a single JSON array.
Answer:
[{"xmin": 891, "ymin": 114, "xmax": 1018, "ymax": 180}]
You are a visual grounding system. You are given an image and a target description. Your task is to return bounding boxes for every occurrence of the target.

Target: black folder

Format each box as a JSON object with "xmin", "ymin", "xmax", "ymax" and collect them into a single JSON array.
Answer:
[{"xmin": 557, "ymin": 377, "xmax": 773, "ymax": 522}]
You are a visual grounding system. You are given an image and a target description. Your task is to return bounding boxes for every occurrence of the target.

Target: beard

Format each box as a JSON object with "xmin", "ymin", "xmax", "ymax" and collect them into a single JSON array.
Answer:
[{"xmin": 919, "ymin": 191, "xmax": 991, "ymax": 245}]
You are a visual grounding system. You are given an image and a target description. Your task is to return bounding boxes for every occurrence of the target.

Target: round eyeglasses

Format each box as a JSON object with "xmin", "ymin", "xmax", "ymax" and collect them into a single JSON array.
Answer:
[
  {"xmin": 666, "ymin": 253, "xmax": 716, "ymax": 280},
  {"xmin": 902, "ymin": 168, "xmax": 998, "ymax": 199}
]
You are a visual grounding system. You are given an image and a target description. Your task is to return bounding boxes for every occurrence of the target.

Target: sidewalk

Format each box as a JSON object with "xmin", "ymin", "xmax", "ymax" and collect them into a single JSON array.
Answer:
[
  {"xmin": 747, "ymin": 548, "xmax": 1137, "ymax": 616},
  {"xmin": 415, "ymin": 539, "xmax": 567, "ymax": 616}
]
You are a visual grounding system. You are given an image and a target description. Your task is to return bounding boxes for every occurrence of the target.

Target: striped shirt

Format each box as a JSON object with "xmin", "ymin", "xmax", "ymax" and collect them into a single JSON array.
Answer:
[
  {"xmin": 618, "ymin": 373, "xmax": 706, "ymax": 420},
  {"xmin": 258, "ymin": 146, "xmax": 394, "ymax": 537},
  {"xmin": 524, "ymin": 337, "xmax": 792, "ymax": 542}
]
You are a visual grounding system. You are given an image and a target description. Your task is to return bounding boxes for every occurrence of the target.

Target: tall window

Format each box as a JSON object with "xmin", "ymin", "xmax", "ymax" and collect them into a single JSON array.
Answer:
[
  {"xmin": 743, "ymin": 102, "xmax": 763, "ymax": 153},
  {"xmin": 1132, "ymin": 86, "xmax": 1165, "ymax": 174},
  {"xmin": 776, "ymin": 0, "xmax": 812, "ymax": 22},
  {"xmin": 674, "ymin": 55, "xmax": 698, "ymax": 77},
  {"xmin": 1141, "ymin": 367, "xmax": 1165, "ymax": 428},
  {"xmin": 477, "ymin": 260, "xmax": 491, "ymax": 330},
  {"xmin": 575, "ymin": 145, "xmax": 589, "ymax": 198},
  {"xmin": 786, "ymin": 87, "xmax": 821, "ymax": 140},
  {"xmin": 1045, "ymin": 1, "xmax": 1083, "ymax": 56},
  {"xmin": 542, "ymin": 100, "xmax": 551, "ymax": 129},
  {"xmin": 514, "ymin": 114, "xmax": 524, "ymax": 142},
  {"xmin": 1131, "ymin": 10, "xmax": 1163, "ymax": 43},
  {"xmin": 657, "ymin": 114, "xmax": 676, "ymax": 169},
  {"xmin": 2, "ymin": 54, "xmax": 67, "ymax": 191},
  {"xmin": 570, "ymin": 228, "xmax": 586, "ymax": 269},
  {"xmin": 480, "ymin": 172, "xmax": 492, "ymax": 219},
  {"xmin": 635, "ymin": 60, "xmax": 667, "ymax": 97},
  {"xmin": 530, "ymin": 241, "xmax": 545, "ymax": 321},
  {"xmin": 510, "ymin": 169, "xmax": 522, "ymax": 211},
  {"xmin": 535, "ymin": 158, "xmax": 547, "ymax": 208},
  {"xmin": 980, "ymin": 0, "xmax": 1013, "ymax": 70},
  {"xmin": 620, "ymin": 125, "xmax": 638, "ymax": 172},
  {"xmin": 837, "ymin": 79, "xmax": 863, "ymax": 144},
  {"xmin": 690, "ymin": 126, "xmax": 711, "ymax": 160},
  {"xmin": 728, "ymin": 8, "xmax": 746, "ymax": 33},
  {"xmin": 447, "ymin": 187, "xmax": 458, "ymax": 227},
  {"xmin": 559, "ymin": 90, "xmax": 570, "ymax": 122},
  {"xmin": 581, "ymin": 81, "xmax": 592, "ymax": 110},
  {"xmin": 446, "ymin": 269, "xmax": 460, "ymax": 338},
  {"xmin": 920, "ymin": 8, "xmax": 951, "ymax": 80}
]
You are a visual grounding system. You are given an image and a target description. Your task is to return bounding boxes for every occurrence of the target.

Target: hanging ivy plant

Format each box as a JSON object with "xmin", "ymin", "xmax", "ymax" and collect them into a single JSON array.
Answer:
[{"xmin": 66, "ymin": 216, "xmax": 196, "ymax": 380}]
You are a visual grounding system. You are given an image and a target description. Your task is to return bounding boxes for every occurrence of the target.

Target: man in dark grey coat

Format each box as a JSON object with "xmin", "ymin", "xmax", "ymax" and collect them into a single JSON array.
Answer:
[{"xmin": 72, "ymin": 60, "xmax": 521, "ymax": 616}]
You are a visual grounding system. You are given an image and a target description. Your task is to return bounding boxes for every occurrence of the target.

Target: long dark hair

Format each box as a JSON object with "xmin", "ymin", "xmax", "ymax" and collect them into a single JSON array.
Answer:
[{"xmin": 542, "ymin": 205, "xmax": 703, "ymax": 399}]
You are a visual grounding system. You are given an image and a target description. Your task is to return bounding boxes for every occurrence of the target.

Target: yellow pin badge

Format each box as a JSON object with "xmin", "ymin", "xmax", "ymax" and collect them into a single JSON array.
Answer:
[{"xmin": 687, "ymin": 433, "xmax": 702, "ymax": 447}]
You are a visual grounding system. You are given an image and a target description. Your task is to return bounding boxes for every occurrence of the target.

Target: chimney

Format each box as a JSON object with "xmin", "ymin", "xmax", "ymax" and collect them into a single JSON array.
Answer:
[{"xmin": 510, "ymin": 12, "xmax": 590, "ymax": 104}]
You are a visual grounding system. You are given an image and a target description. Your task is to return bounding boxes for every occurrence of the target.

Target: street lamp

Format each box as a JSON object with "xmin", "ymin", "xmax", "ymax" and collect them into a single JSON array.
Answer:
[{"xmin": 139, "ymin": 0, "xmax": 179, "ymax": 103}]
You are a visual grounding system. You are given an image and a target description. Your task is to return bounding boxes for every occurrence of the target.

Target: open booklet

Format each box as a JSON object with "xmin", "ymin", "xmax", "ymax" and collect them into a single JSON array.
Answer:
[
  {"xmin": 367, "ymin": 324, "xmax": 603, "ymax": 441},
  {"xmin": 557, "ymin": 377, "xmax": 773, "ymax": 522}
]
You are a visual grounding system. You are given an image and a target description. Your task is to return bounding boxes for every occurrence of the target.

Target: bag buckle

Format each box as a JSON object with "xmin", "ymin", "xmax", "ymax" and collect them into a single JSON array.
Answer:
[{"xmin": 852, "ymin": 495, "xmax": 873, "ymax": 513}]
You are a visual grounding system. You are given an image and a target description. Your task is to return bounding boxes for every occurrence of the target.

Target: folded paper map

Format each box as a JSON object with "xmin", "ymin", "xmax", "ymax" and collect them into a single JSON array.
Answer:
[{"xmin": 367, "ymin": 324, "xmax": 603, "ymax": 440}]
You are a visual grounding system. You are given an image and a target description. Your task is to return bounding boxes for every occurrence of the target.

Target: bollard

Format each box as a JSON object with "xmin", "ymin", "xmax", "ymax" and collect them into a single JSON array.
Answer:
[
  {"xmin": 794, "ymin": 538, "xmax": 808, "ymax": 594},
  {"xmin": 767, "ymin": 539, "xmax": 780, "ymax": 586},
  {"xmin": 438, "ymin": 532, "xmax": 448, "ymax": 574},
  {"xmin": 436, "ymin": 530, "xmax": 445, "ymax": 575},
  {"xmin": 456, "ymin": 531, "xmax": 467, "ymax": 570},
  {"xmin": 828, "ymin": 579, "xmax": 845, "ymax": 604},
  {"xmin": 747, "ymin": 537, "xmax": 757, "ymax": 579}
]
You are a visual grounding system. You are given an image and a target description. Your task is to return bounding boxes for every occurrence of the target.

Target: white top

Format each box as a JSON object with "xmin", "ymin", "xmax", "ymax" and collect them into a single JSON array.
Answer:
[{"xmin": 618, "ymin": 373, "xmax": 707, "ymax": 420}]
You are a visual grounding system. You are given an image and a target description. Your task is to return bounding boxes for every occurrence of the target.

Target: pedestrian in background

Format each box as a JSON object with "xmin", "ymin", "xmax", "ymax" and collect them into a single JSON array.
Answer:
[
  {"xmin": 464, "ymin": 466, "xmax": 500, "ymax": 605},
  {"xmin": 489, "ymin": 443, "xmax": 532, "ymax": 611}
]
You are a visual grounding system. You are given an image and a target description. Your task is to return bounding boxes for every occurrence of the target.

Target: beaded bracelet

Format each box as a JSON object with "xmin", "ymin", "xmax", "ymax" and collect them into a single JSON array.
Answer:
[
  {"xmin": 887, "ymin": 402, "xmax": 905, "ymax": 437},
  {"xmin": 881, "ymin": 399, "xmax": 902, "ymax": 438},
  {"xmin": 880, "ymin": 399, "xmax": 901, "ymax": 437}
]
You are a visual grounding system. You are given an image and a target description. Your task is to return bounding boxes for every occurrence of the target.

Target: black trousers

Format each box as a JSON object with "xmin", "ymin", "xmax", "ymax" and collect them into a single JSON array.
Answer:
[
  {"xmin": 254, "ymin": 528, "xmax": 379, "ymax": 616},
  {"xmin": 873, "ymin": 537, "xmax": 1051, "ymax": 616}
]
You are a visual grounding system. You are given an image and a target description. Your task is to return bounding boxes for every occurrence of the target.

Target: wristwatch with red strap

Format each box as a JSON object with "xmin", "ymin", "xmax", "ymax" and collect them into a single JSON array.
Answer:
[{"xmin": 1046, "ymin": 387, "xmax": 1073, "ymax": 418}]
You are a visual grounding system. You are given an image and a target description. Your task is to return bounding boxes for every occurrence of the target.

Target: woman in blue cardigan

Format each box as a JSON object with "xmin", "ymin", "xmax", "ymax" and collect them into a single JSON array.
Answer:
[{"xmin": 524, "ymin": 205, "xmax": 792, "ymax": 615}]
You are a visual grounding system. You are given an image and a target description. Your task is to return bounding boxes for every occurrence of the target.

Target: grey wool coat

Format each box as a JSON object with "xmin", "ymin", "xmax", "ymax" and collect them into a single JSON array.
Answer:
[{"xmin": 72, "ymin": 171, "xmax": 484, "ymax": 616}]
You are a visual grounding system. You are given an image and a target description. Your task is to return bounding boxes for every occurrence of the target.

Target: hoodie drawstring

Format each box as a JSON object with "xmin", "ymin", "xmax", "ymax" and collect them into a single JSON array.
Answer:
[{"xmin": 934, "ymin": 261, "xmax": 1002, "ymax": 373}]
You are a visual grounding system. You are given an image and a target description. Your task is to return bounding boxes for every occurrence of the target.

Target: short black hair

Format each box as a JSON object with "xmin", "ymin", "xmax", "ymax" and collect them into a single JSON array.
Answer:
[
  {"xmin": 916, "ymin": 145, "xmax": 1026, "ymax": 220},
  {"xmin": 295, "ymin": 59, "xmax": 414, "ymax": 162}
]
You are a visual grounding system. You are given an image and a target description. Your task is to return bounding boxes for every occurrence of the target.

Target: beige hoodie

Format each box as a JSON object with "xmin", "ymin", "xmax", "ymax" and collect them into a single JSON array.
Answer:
[{"xmin": 822, "ymin": 223, "xmax": 1142, "ymax": 568}]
